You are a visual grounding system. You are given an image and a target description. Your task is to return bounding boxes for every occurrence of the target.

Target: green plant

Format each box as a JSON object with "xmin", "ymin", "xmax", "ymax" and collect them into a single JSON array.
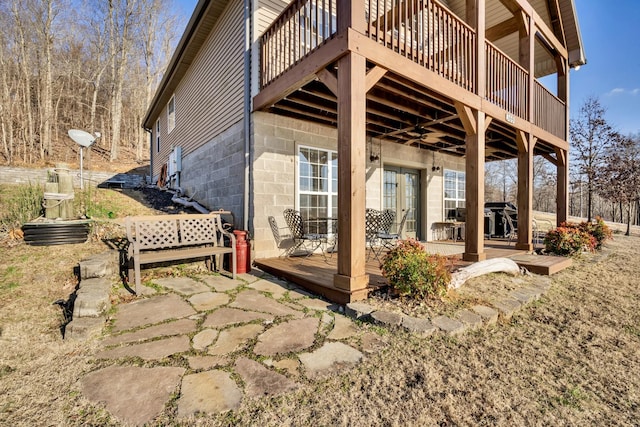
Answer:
[
  {"xmin": 0, "ymin": 183, "xmax": 43, "ymax": 231},
  {"xmin": 544, "ymin": 223, "xmax": 596, "ymax": 256},
  {"xmin": 381, "ymin": 239, "xmax": 451, "ymax": 299},
  {"xmin": 579, "ymin": 216, "xmax": 612, "ymax": 249}
]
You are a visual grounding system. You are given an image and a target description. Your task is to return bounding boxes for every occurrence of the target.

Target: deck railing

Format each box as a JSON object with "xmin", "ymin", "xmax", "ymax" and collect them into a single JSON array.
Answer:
[
  {"xmin": 260, "ymin": 0, "xmax": 566, "ymax": 139},
  {"xmin": 534, "ymin": 81, "xmax": 566, "ymax": 138},
  {"xmin": 366, "ymin": 0, "xmax": 476, "ymax": 93},
  {"xmin": 260, "ymin": 0, "xmax": 337, "ymax": 88},
  {"xmin": 485, "ymin": 41, "xmax": 528, "ymax": 120}
]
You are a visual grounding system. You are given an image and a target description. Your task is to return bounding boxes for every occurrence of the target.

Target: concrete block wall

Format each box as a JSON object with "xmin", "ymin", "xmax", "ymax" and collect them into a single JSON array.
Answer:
[
  {"xmin": 180, "ymin": 120, "xmax": 245, "ymax": 229},
  {"xmin": 250, "ymin": 112, "xmax": 465, "ymax": 258},
  {"xmin": 0, "ymin": 166, "xmax": 144, "ymax": 188}
]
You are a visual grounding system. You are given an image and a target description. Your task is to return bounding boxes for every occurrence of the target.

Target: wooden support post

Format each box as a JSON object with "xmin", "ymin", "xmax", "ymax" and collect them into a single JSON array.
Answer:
[
  {"xmin": 333, "ymin": 51, "xmax": 369, "ymax": 296},
  {"xmin": 555, "ymin": 147, "xmax": 569, "ymax": 225},
  {"xmin": 516, "ymin": 131, "xmax": 534, "ymax": 251},
  {"xmin": 456, "ymin": 102, "xmax": 486, "ymax": 262},
  {"xmin": 467, "ymin": 0, "xmax": 486, "ymax": 97}
]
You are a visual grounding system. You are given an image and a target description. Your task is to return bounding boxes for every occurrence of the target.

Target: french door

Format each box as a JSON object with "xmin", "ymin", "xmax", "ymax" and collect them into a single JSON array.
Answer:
[{"xmin": 383, "ymin": 167, "xmax": 420, "ymax": 239}]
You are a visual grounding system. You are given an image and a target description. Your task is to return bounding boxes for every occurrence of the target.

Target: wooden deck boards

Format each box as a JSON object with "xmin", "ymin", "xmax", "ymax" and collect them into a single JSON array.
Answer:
[{"xmin": 254, "ymin": 242, "xmax": 572, "ymax": 303}]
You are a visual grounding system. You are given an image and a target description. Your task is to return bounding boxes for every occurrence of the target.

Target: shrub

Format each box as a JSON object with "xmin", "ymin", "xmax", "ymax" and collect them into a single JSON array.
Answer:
[
  {"xmin": 381, "ymin": 239, "xmax": 451, "ymax": 299},
  {"xmin": 544, "ymin": 223, "xmax": 595, "ymax": 256},
  {"xmin": 579, "ymin": 216, "xmax": 612, "ymax": 249}
]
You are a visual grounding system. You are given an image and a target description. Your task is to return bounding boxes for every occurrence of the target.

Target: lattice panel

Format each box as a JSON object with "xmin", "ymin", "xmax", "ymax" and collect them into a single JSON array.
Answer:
[
  {"xmin": 180, "ymin": 218, "xmax": 217, "ymax": 245},
  {"xmin": 136, "ymin": 220, "xmax": 179, "ymax": 249}
]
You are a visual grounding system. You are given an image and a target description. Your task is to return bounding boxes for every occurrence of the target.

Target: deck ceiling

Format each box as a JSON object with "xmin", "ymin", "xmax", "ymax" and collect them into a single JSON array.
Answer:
[{"xmin": 263, "ymin": 62, "xmax": 558, "ymax": 162}]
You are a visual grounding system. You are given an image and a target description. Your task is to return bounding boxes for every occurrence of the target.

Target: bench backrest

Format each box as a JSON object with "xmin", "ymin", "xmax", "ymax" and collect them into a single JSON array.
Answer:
[{"xmin": 125, "ymin": 213, "xmax": 230, "ymax": 251}]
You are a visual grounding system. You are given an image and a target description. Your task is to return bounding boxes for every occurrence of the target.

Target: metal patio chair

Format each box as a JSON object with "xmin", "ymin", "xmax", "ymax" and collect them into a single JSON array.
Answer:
[
  {"xmin": 378, "ymin": 209, "xmax": 409, "ymax": 251},
  {"xmin": 268, "ymin": 216, "xmax": 294, "ymax": 257},
  {"xmin": 282, "ymin": 208, "xmax": 324, "ymax": 259},
  {"xmin": 365, "ymin": 208, "xmax": 383, "ymax": 261}
]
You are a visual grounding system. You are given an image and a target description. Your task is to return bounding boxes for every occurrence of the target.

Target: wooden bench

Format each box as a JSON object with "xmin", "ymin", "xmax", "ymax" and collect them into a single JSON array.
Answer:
[{"xmin": 124, "ymin": 212, "xmax": 236, "ymax": 293}]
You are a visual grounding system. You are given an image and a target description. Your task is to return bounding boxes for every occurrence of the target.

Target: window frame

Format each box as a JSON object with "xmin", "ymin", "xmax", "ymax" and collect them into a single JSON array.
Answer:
[
  {"xmin": 156, "ymin": 120, "xmax": 160, "ymax": 152},
  {"xmin": 167, "ymin": 95, "xmax": 175, "ymax": 134},
  {"xmin": 443, "ymin": 169, "xmax": 466, "ymax": 218},
  {"xmin": 296, "ymin": 145, "xmax": 338, "ymax": 235}
]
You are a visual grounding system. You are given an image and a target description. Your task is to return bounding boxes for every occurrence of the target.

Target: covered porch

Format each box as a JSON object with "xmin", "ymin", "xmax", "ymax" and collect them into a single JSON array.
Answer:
[
  {"xmin": 254, "ymin": 240, "xmax": 572, "ymax": 304},
  {"xmin": 254, "ymin": 0, "xmax": 583, "ymax": 302}
]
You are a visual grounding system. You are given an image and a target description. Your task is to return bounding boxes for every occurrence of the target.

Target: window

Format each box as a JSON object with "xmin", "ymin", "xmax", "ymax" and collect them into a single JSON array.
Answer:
[
  {"xmin": 297, "ymin": 146, "xmax": 337, "ymax": 234},
  {"xmin": 167, "ymin": 95, "xmax": 175, "ymax": 133},
  {"xmin": 156, "ymin": 120, "xmax": 160, "ymax": 152},
  {"xmin": 444, "ymin": 169, "xmax": 465, "ymax": 218}
]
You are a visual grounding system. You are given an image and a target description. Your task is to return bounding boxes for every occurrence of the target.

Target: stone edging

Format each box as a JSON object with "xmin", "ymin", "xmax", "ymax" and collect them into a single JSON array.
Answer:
[{"xmin": 344, "ymin": 275, "xmax": 553, "ymax": 337}]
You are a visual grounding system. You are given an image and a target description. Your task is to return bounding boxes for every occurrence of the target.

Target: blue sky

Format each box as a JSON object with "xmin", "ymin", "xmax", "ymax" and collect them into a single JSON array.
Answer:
[{"xmin": 175, "ymin": 0, "xmax": 639, "ymax": 135}]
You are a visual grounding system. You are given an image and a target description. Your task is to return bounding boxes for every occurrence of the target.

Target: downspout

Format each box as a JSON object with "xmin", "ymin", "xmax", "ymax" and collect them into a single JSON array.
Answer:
[
  {"xmin": 243, "ymin": 0, "xmax": 251, "ymax": 231},
  {"xmin": 144, "ymin": 127, "xmax": 153, "ymax": 184}
]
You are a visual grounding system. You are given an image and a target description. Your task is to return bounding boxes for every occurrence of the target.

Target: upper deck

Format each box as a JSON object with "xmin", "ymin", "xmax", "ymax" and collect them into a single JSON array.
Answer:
[{"xmin": 255, "ymin": 0, "xmax": 578, "ymax": 159}]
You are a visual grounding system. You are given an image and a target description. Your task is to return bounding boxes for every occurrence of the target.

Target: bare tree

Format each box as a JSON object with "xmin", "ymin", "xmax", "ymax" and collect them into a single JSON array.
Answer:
[
  {"xmin": 596, "ymin": 134, "xmax": 640, "ymax": 235},
  {"xmin": 569, "ymin": 97, "xmax": 618, "ymax": 221}
]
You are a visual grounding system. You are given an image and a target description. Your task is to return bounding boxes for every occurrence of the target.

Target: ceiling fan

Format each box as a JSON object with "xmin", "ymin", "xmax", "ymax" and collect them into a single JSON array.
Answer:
[{"xmin": 404, "ymin": 125, "xmax": 447, "ymax": 145}]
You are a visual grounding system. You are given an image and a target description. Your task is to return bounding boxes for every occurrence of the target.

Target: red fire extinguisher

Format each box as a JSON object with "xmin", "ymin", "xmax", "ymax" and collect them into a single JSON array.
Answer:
[{"xmin": 233, "ymin": 230, "xmax": 251, "ymax": 274}]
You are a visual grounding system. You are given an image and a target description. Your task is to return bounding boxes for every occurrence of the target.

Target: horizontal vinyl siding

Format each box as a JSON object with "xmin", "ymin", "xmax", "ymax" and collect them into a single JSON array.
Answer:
[
  {"xmin": 256, "ymin": 0, "xmax": 289, "ymax": 36},
  {"xmin": 154, "ymin": 0, "xmax": 245, "ymax": 176}
]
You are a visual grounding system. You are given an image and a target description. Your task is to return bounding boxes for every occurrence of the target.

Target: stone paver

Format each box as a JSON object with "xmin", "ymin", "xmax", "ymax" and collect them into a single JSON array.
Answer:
[
  {"xmin": 510, "ymin": 286, "xmax": 542, "ymax": 304},
  {"xmin": 208, "ymin": 323, "xmax": 264, "ymax": 356},
  {"xmin": 81, "ymin": 366, "xmax": 185, "ymax": 426},
  {"xmin": 370, "ymin": 310, "xmax": 404, "ymax": 328},
  {"xmin": 102, "ymin": 319, "xmax": 197, "ymax": 347},
  {"xmin": 187, "ymin": 355, "xmax": 229, "ymax": 370},
  {"xmin": 492, "ymin": 297, "xmax": 522, "ymax": 319},
  {"xmin": 432, "ymin": 315, "xmax": 467, "ymax": 336},
  {"xmin": 248, "ymin": 279, "xmax": 289, "ymax": 299},
  {"xmin": 74, "ymin": 277, "xmax": 112, "ymax": 318},
  {"xmin": 401, "ymin": 316, "xmax": 437, "ymax": 337},
  {"xmin": 96, "ymin": 335, "xmax": 191, "ymax": 361},
  {"xmin": 298, "ymin": 342, "xmax": 364, "ymax": 377},
  {"xmin": 112, "ymin": 294, "xmax": 196, "ymax": 332},
  {"xmin": 235, "ymin": 357, "xmax": 300, "ymax": 397},
  {"xmin": 188, "ymin": 291, "xmax": 230, "ymax": 311},
  {"xmin": 456, "ymin": 309, "xmax": 483, "ymax": 330},
  {"xmin": 177, "ymin": 370, "xmax": 242, "ymax": 418},
  {"xmin": 287, "ymin": 287, "xmax": 314, "ymax": 300},
  {"xmin": 153, "ymin": 277, "xmax": 211, "ymax": 295},
  {"xmin": 471, "ymin": 305, "xmax": 499, "ymax": 325},
  {"xmin": 203, "ymin": 307, "xmax": 275, "ymax": 328},
  {"xmin": 361, "ymin": 333, "xmax": 388, "ymax": 354},
  {"xmin": 254, "ymin": 317, "xmax": 319, "ymax": 356},
  {"xmin": 296, "ymin": 297, "xmax": 337, "ymax": 312},
  {"xmin": 231, "ymin": 290, "xmax": 302, "ymax": 317},
  {"xmin": 327, "ymin": 315, "xmax": 359, "ymax": 340},
  {"xmin": 345, "ymin": 302, "xmax": 375, "ymax": 320},
  {"xmin": 199, "ymin": 275, "xmax": 243, "ymax": 292},
  {"xmin": 192, "ymin": 328, "xmax": 219, "ymax": 351},
  {"xmin": 265, "ymin": 358, "xmax": 301, "ymax": 377}
]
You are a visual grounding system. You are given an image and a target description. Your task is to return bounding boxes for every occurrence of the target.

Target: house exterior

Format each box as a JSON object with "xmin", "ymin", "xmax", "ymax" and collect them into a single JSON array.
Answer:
[{"xmin": 143, "ymin": 0, "xmax": 585, "ymax": 302}]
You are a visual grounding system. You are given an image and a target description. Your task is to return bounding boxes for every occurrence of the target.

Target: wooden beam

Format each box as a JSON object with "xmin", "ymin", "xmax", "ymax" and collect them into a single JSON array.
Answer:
[
  {"xmin": 455, "ymin": 101, "xmax": 477, "ymax": 135},
  {"xmin": 555, "ymin": 147, "xmax": 568, "ymax": 225},
  {"xmin": 348, "ymin": 29, "xmax": 483, "ymax": 110},
  {"xmin": 333, "ymin": 51, "xmax": 369, "ymax": 294},
  {"xmin": 253, "ymin": 34, "xmax": 348, "ymax": 111},
  {"xmin": 365, "ymin": 66, "xmax": 388, "ymax": 92},
  {"xmin": 463, "ymin": 108, "xmax": 486, "ymax": 262},
  {"xmin": 516, "ymin": 131, "xmax": 533, "ymax": 251},
  {"xmin": 541, "ymin": 152, "xmax": 557, "ymax": 166},
  {"xmin": 484, "ymin": 116, "xmax": 493, "ymax": 132},
  {"xmin": 486, "ymin": 16, "xmax": 520, "ymax": 42},
  {"xmin": 316, "ymin": 68, "xmax": 338, "ymax": 97}
]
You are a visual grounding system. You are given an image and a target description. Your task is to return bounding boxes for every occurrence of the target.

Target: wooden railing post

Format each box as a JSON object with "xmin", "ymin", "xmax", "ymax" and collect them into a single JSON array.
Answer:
[
  {"xmin": 467, "ymin": 0, "xmax": 485, "ymax": 97},
  {"xmin": 338, "ymin": 0, "xmax": 366, "ymax": 33}
]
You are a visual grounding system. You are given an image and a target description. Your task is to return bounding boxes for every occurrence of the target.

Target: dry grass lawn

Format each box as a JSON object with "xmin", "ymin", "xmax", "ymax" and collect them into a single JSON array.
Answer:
[{"xmin": 1, "ymin": 187, "xmax": 639, "ymax": 426}]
